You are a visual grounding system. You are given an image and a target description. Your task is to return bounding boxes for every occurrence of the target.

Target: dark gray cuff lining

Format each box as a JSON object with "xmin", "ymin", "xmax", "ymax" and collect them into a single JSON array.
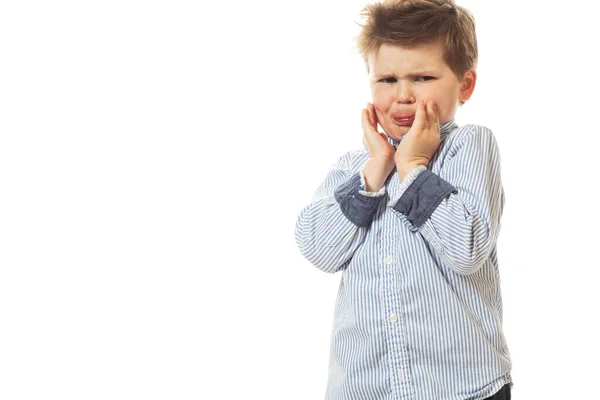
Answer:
[
  {"xmin": 393, "ymin": 170, "xmax": 457, "ymax": 228},
  {"xmin": 333, "ymin": 172, "xmax": 383, "ymax": 228}
]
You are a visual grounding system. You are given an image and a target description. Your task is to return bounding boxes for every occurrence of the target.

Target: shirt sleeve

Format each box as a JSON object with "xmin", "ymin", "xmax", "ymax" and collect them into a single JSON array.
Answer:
[
  {"xmin": 388, "ymin": 126, "xmax": 504, "ymax": 276},
  {"xmin": 294, "ymin": 152, "xmax": 385, "ymax": 273}
]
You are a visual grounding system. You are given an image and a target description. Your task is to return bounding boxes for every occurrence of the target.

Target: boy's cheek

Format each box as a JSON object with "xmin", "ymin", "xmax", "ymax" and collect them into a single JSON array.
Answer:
[
  {"xmin": 436, "ymin": 101, "xmax": 457, "ymax": 124},
  {"xmin": 368, "ymin": 96, "xmax": 383, "ymax": 115},
  {"xmin": 371, "ymin": 87, "xmax": 391, "ymax": 107},
  {"xmin": 371, "ymin": 97, "xmax": 391, "ymax": 116}
]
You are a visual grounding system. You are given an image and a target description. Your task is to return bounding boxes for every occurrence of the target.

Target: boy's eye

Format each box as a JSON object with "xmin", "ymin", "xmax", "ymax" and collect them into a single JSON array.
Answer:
[{"xmin": 379, "ymin": 76, "xmax": 435, "ymax": 83}]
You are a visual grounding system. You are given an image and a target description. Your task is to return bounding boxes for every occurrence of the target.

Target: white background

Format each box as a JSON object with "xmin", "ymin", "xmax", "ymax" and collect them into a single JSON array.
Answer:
[{"xmin": 1, "ymin": 0, "xmax": 599, "ymax": 398}]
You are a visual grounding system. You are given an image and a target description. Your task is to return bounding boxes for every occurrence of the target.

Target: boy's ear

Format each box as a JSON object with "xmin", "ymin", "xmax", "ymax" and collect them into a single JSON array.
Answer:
[{"xmin": 458, "ymin": 69, "xmax": 477, "ymax": 102}]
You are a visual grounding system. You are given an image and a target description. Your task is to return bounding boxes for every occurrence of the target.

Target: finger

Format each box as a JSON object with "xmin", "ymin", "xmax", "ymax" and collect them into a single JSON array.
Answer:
[
  {"xmin": 425, "ymin": 100, "xmax": 434, "ymax": 131},
  {"xmin": 361, "ymin": 108, "xmax": 370, "ymax": 133},
  {"xmin": 372, "ymin": 106, "xmax": 389, "ymax": 140},
  {"xmin": 432, "ymin": 102, "xmax": 440, "ymax": 133},
  {"xmin": 361, "ymin": 107, "xmax": 375, "ymax": 135},
  {"xmin": 413, "ymin": 100, "xmax": 426, "ymax": 132},
  {"xmin": 426, "ymin": 101, "xmax": 439, "ymax": 134},
  {"xmin": 371, "ymin": 103, "xmax": 380, "ymax": 130},
  {"xmin": 370, "ymin": 104, "xmax": 381, "ymax": 133},
  {"xmin": 368, "ymin": 103, "xmax": 376, "ymax": 131}
]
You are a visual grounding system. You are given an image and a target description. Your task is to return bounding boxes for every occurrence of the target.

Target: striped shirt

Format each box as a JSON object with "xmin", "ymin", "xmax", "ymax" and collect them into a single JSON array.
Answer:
[{"xmin": 294, "ymin": 120, "xmax": 513, "ymax": 400}]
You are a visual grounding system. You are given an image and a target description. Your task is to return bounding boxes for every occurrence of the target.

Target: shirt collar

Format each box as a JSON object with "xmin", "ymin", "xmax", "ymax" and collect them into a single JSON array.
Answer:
[{"xmin": 386, "ymin": 118, "xmax": 459, "ymax": 149}]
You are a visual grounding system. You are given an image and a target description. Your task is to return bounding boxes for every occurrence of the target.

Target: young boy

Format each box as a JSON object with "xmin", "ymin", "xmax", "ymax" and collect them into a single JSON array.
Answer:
[{"xmin": 294, "ymin": 1, "xmax": 513, "ymax": 399}]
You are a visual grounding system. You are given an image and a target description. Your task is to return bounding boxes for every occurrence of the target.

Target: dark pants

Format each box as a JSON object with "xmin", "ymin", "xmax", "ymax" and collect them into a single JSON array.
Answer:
[{"xmin": 484, "ymin": 383, "xmax": 511, "ymax": 400}]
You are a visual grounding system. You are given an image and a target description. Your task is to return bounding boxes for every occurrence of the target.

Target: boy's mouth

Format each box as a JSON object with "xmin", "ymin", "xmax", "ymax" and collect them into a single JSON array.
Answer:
[{"xmin": 393, "ymin": 116, "xmax": 415, "ymax": 126}]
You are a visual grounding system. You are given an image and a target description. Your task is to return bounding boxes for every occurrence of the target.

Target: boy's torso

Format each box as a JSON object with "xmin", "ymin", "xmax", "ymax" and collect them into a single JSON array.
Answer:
[{"xmin": 326, "ymin": 124, "xmax": 513, "ymax": 400}]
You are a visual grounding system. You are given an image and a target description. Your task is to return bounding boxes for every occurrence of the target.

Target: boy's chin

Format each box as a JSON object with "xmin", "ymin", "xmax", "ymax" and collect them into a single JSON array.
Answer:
[{"xmin": 384, "ymin": 126, "xmax": 411, "ymax": 141}]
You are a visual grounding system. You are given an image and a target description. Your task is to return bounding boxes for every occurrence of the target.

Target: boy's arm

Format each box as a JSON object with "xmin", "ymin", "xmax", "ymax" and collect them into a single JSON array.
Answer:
[
  {"xmin": 388, "ymin": 126, "xmax": 503, "ymax": 276},
  {"xmin": 294, "ymin": 152, "xmax": 386, "ymax": 273}
]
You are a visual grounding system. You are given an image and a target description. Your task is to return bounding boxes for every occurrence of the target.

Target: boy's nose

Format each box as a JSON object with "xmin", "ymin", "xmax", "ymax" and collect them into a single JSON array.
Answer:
[
  {"xmin": 396, "ymin": 92, "xmax": 416, "ymax": 104},
  {"xmin": 395, "ymin": 83, "xmax": 416, "ymax": 104}
]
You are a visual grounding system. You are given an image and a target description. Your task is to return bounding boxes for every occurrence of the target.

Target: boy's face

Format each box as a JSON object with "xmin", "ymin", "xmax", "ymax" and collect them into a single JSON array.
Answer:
[{"xmin": 367, "ymin": 41, "xmax": 476, "ymax": 141}]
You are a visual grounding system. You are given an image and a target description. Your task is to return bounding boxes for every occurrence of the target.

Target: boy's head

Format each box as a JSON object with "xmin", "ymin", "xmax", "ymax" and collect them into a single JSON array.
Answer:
[{"xmin": 355, "ymin": 0, "xmax": 478, "ymax": 141}]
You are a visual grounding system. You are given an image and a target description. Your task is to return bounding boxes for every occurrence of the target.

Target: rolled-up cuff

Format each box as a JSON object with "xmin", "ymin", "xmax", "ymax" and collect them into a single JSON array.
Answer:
[
  {"xmin": 334, "ymin": 172, "xmax": 385, "ymax": 227},
  {"xmin": 392, "ymin": 170, "xmax": 457, "ymax": 228}
]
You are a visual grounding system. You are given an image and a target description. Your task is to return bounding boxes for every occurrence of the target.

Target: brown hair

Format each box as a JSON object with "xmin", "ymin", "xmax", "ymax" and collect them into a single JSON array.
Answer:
[{"xmin": 355, "ymin": 0, "xmax": 478, "ymax": 83}]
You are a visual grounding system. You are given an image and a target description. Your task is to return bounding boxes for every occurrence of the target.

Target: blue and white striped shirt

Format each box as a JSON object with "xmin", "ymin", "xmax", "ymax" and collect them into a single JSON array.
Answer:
[{"xmin": 294, "ymin": 120, "xmax": 513, "ymax": 400}]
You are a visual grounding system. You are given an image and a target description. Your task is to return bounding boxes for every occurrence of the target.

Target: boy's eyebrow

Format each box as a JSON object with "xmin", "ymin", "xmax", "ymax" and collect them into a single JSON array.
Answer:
[{"xmin": 372, "ymin": 70, "xmax": 438, "ymax": 79}]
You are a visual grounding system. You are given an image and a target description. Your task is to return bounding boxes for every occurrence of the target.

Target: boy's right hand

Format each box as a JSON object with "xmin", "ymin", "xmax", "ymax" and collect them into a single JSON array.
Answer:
[
  {"xmin": 362, "ymin": 103, "xmax": 395, "ymax": 161},
  {"xmin": 361, "ymin": 103, "xmax": 396, "ymax": 192}
]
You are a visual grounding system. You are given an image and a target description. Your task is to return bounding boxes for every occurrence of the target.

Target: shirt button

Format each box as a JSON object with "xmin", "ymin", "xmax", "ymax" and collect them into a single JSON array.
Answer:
[
  {"xmin": 385, "ymin": 256, "xmax": 393, "ymax": 265},
  {"xmin": 389, "ymin": 313, "xmax": 398, "ymax": 323}
]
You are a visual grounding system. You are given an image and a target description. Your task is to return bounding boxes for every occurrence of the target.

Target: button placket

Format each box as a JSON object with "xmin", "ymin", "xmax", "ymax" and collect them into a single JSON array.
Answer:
[{"xmin": 383, "ymin": 255, "xmax": 399, "ymax": 324}]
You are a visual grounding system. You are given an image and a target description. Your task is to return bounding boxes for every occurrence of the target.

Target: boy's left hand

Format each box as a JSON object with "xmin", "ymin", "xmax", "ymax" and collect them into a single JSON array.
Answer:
[{"xmin": 394, "ymin": 100, "xmax": 441, "ymax": 181}]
